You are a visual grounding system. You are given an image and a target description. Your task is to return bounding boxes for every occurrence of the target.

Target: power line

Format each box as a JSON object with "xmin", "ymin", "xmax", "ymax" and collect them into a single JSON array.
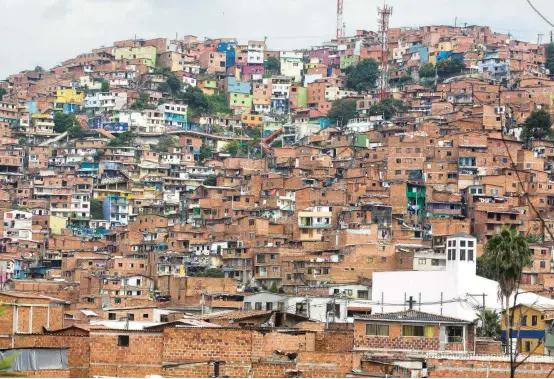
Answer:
[{"xmin": 526, "ymin": 0, "xmax": 554, "ymax": 29}]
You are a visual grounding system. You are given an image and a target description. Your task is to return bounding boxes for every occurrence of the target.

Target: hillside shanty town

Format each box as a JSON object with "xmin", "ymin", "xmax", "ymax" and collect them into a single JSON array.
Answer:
[{"xmin": 3, "ymin": 0, "xmax": 554, "ymax": 377}]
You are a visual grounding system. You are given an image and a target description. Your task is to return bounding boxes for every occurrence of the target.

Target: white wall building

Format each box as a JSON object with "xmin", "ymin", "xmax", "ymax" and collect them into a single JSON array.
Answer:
[
  {"xmin": 372, "ymin": 233, "xmax": 554, "ymax": 321},
  {"xmin": 247, "ymin": 41, "xmax": 265, "ymax": 64},
  {"xmin": 3, "ymin": 210, "xmax": 32, "ymax": 241},
  {"xmin": 280, "ymin": 51, "xmax": 304, "ymax": 83},
  {"xmin": 85, "ymin": 92, "xmax": 127, "ymax": 113}
]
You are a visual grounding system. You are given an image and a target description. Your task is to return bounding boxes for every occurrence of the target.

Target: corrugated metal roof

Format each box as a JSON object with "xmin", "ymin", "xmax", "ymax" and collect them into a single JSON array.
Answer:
[{"xmin": 354, "ymin": 310, "xmax": 471, "ymax": 324}]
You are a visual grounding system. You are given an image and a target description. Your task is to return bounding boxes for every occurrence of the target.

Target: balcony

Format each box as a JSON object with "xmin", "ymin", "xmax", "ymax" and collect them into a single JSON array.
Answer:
[{"xmin": 299, "ymin": 223, "xmax": 332, "ymax": 228}]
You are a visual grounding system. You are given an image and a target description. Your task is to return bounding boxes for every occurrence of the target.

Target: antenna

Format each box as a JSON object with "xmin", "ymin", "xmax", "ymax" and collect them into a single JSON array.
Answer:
[
  {"xmin": 378, "ymin": 4, "xmax": 393, "ymax": 100},
  {"xmin": 336, "ymin": 0, "xmax": 344, "ymax": 41}
]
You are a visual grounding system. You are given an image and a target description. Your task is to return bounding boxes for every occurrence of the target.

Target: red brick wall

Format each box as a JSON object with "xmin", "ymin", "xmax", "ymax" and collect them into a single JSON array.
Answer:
[
  {"xmin": 163, "ymin": 328, "xmax": 256, "ymax": 364},
  {"xmin": 428, "ymin": 358, "xmax": 554, "ymax": 378},
  {"xmin": 354, "ymin": 322, "xmax": 440, "ymax": 351},
  {"xmin": 89, "ymin": 332, "xmax": 163, "ymax": 377},
  {"xmin": 315, "ymin": 330, "xmax": 354, "ymax": 352},
  {"xmin": 15, "ymin": 334, "xmax": 90, "ymax": 378}
]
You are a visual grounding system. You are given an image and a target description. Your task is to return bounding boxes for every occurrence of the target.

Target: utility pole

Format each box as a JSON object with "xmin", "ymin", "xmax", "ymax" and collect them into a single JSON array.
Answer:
[
  {"xmin": 406, "ymin": 296, "xmax": 415, "ymax": 310},
  {"xmin": 550, "ymin": 30, "xmax": 553, "ymax": 43}
]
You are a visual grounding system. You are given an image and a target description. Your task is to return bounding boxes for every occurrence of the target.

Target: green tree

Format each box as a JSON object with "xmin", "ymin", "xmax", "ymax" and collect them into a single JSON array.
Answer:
[
  {"xmin": 396, "ymin": 76, "xmax": 413, "ymax": 86},
  {"xmin": 476, "ymin": 255, "xmax": 495, "ymax": 279},
  {"xmin": 53, "ymin": 113, "xmax": 78, "ymax": 133},
  {"xmin": 206, "ymin": 93, "xmax": 232, "ymax": 114},
  {"xmin": 474, "ymin": 309, "xmax": 501, "ymax": 338},
  {"xmin": 520, "ymin": 109, "xmax": 553, "ymax": 145},
  {"xmin": 34, "ymin": 65, "xmax": 44, "ymax": 72},
  {"xmin": 546, "ymin": 43, "xmax": 554, "ymax": 75},
  {"xmin": 369, "ymin": 98, "xmax": 404, "ymax": 120},
  {"xmin": 436, "ymin": 58, "xmax": 466, "ymax": 78},
  {"xmin": 193, "ymin": 268, "xmax": 224, "ymax": 278},
  {"xmin": 345, "ymin": 59, "xmax": 380, "ymax": 91},
  {"xmin": 130, "ymin": 92, "xmax": 149, "ymax": 110},
  {"xmin": 419, "ymin": 63, "xmax": 436, "ymax": 78},
  {"xmin": 179, "ymin": 86, "xmax": 211, "ymax": 115},
  {"xmin": 68, "ymin": 125, "xmax": 85, "ymax": 139},
  {"xmin": 101, "ymin": 80, "xmax": 109, "ymax": 92},
  {"xmin": 158, "ymin": 82, "xmax": 170, "ymax": 93},
  {"xmin": 269, "ymin": 282, "xmax": 279, "ymax": 293},
  {"xmin": 152, "ymin": 134, "xmax": 176, "ymax": 153},
  {"xmin": 107, "ymin": 131, "xmax": 136, "ymax": 147},
  {"xmin": 266, "ymin": 56, "xmax": 280, "ymax": 72},
  {"xmin": 90, "ymin": 198, "xmax": 104, "ymax": 219},
  {"xmin": 327, "ymin": 98, "xmax": 358, "ymax": 126},
  {"xmin": 481, "ymin": 227, "xmax": 531, "ymax": 377},
  {"xmin": 166, "ymin": 75, "xmax": 182, "ymax": 94},
  {"xmin": 203, "ymin": 174, "xmax": 217, "ymax": 186},
  {"xmin": 223, "ymin": 141, "xmax": 241, "ymax": 156},
  {"xmin": 198, "ymin": 144, "xmax": 213, "ymax": 161}
]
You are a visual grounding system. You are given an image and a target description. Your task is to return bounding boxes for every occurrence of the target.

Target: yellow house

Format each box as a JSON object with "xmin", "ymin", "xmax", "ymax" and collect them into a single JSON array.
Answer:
[
  {"xmin": 240, "ymin": 113, "xmax": 264, "ymax": 127},
  {"xmin": 114, "ymin": 46, "xmax": 157, "ymax": 67},
  {"xmin": 93, "ymin": 189, "xmax": 132, "ymax": 200},
  {"xmin": 49, "ymin": 215, "xmax": 68, "ymax": 235},
  {"xmin": 56, "ymin": 89, "xmax": 84, "ymax": 105},
  {"xmin": 501, "ymin": 304, "xmax": 554, "ymax": 355},
  {"xmin": 197, "ymin": 79, "xmax": 217, "ymax": 96},
  {"xmin": 438, "ymin": 41, "xmax": 453, "ymax": 52}
]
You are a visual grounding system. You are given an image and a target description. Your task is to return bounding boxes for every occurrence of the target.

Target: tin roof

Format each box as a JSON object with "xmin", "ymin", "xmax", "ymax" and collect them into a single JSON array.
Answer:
[{"xmin": 354, "ymin": 310, "xmax": 471, "ymax": 324}]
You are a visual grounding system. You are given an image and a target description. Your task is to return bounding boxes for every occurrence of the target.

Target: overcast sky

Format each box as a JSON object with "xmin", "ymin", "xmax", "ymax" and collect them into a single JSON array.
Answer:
[{"xmin": 1, "ymin": 0, "xmax": 554, "ymax": 78}]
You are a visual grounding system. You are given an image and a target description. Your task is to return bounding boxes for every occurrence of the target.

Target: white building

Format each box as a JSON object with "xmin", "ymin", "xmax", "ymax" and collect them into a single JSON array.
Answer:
[
  {"xmin": 280, "ymin": 51, "xmax": 304, "ymax": 83},
  {"xmin": 247, "ymin": 41, "xmax": 265, "ymax": 64},
  {"xmin": 242, "ymin": 292, "xmax": 372, "ymax": 324},
  {"xmin": 372, "ymin": 233, "xmax": 554, "ymax": 321},
  {"xmin": 85, "ymin": 92, "xmax": 127, "ymax": 113},
  {"xmin": 282, "ymin": 123, "xmax": 321, "ymax": 145},
  {"xmin": 3, "ymin": 210, "xmax": 32, "ymax": 241},
  {"xmin": 117, "ymin": 111, "xmax": 147, "ymax": 133}
]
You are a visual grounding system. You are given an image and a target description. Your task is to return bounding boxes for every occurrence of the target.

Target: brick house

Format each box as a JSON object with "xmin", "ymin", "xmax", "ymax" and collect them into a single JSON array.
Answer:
[{"xmin": 354, "ymin": 310, "xmax": 475, "ymax": 352}]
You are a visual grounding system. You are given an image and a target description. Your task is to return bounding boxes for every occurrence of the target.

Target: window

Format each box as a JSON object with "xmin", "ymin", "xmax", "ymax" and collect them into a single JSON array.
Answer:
[
  {"xmin": 468, "ymin": 250, "xmax": 474, "ymax": 261},
  {"xmin": 446, "ymin": 326, "xmax": 464, "ymax": 343},
  {"xmin": 402, "ymin": 325, "xmax": 435, "ymax": 337},
  {"xmin": 358, "ymin": 290, "xmax": 369, "ymax": 299},
  {"xmin": 460, "ymin": 249, "xmax": 466, "ymax": 261},
  {"xmin": 118, "ymin": 335, "xmax": 129, "ymax": 347},
  {"xmin": 255, "ymin": 302, "xmax": 262, "ymax": 310},
  {"xmin": 160, "ymin": 315, "xmax": 169, "ymax": 322},
  {"xmin": 143, "ymin": 314, "xmax": 149, "ymax": 319},
  {"xmin": 525, "ymin": 341, "xmax": 531, "ymax": 352},
  {"xmin": 532, "ymin": 315, "xmax": 538, "ymax": 326},
  {"xmin": 326, "ymin": 303, "xmax": 340, "ymax": 317},
  {"xmin": 108, "ymin": 313, "xmax": 116, "ymax": 320},
  {"xmin": 521, "ymin": 316, "xmax": 527, "ymax": 326},
  {"xmin": 365, "ymin": 324, "xmax": 389, "ymax": 336},
  {"xmin": 244, "ymin": 302, "xmax": 252, "ymax": 310}
]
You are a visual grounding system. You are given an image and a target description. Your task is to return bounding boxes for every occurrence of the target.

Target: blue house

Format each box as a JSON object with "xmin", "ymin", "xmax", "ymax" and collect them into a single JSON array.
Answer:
[
  {"xmin": 227, "ymin": 77, "xmax": 251, "ymax": 94},
  {"xmin": 217, "ymin": 41, "xmax": 236, "ymax": 67}
]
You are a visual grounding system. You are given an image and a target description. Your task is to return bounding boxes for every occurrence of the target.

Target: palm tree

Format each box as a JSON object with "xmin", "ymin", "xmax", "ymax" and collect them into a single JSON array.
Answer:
[
  {"xmin": 482, "ymin": 226, "xmax": 531, "ymax": 377},
  {"xmin": 475, "ymin": 309, "xmax": 501, "ymax": 338}
]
